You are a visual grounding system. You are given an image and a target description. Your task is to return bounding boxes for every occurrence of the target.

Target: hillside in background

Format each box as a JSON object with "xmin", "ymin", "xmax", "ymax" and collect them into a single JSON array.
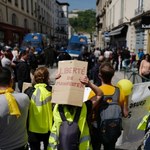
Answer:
[{"xmin": 69, "ymin": 9, "xmax": 96, "ymax": 34}]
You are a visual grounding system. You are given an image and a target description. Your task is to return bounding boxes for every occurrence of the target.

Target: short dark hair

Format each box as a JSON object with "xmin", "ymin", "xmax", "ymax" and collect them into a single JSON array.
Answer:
[
  {"xmin": 0, "ymin": 67, "xmax": 11, "ymax": 86},
  {"xmin": 99, "ymin": 62, "xmax": 115, "ymax": 84}
]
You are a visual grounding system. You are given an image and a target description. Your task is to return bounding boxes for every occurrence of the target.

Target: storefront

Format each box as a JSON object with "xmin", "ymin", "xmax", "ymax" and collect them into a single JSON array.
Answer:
[
  {"xmin": 0, "ymin": 22, "xmax": 29, "ymax": 46},
  {"xmin": 109, "ymin": 25, "xmax": 128, "ymax": 49}
]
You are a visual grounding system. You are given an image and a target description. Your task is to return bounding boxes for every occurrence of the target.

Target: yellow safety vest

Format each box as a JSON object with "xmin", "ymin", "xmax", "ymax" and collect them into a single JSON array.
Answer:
[
  {"xmin": 29, "ymin": 83, "xmax": 53, "ymax": 133},
  {"xmin": 137, "ymin": 112, "xmax": 150, "ymax": 131},
  {"xmin": 48, "ymin": 103, "xmax": 92, "ymax": 150}
]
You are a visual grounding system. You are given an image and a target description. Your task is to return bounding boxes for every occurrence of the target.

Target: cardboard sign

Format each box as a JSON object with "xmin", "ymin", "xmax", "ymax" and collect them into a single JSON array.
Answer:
[
  {"xmin": 52, "ymin": 60, "xmax": 88, "ymax": 106},
  {"xmin": 22, "ymin": 82, "xmax": 32, "ymax": 92}
]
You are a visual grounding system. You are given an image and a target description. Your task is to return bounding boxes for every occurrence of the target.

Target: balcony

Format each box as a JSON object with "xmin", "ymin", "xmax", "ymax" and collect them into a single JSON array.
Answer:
[{"xmin": 135, "ymin": 6, "xmax": 144, "ymax": 16}]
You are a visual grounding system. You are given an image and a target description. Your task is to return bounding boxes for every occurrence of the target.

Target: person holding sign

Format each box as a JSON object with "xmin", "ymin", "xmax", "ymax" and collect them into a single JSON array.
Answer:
[{"xmin": 48, "ymin": 60, "xmax": 103, "ymax": 150}]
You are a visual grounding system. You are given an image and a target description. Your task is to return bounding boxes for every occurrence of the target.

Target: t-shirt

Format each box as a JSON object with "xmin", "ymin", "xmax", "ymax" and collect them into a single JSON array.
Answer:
[
  {"xmin": 1, "ymin": 57, "xmax": 15, "ymax": 78},
  {"xmin": 0, "ymin": 93, "xmax": 30, "ymax": 150},
  {"xmin": 88, "ymin": 84, "xmax": 126, "ymax": 106}
]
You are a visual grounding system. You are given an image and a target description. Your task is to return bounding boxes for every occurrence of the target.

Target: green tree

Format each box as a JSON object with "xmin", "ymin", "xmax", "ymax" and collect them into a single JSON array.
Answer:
[{"xmin": 69, "ymin": 9, "xmax": 96, "ymax": 34}]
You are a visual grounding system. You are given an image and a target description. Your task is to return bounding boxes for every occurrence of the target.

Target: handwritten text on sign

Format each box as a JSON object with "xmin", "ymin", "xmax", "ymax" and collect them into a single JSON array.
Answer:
[{"xmin": 56, "ymin": 66, "xmax": 87, "ymax": 88}]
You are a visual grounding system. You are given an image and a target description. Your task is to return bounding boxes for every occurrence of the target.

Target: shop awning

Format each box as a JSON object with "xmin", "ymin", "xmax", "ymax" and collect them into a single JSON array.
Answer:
[{"xmin": 109, "ymin": 26, "xmax": 124, "ymax": 36}]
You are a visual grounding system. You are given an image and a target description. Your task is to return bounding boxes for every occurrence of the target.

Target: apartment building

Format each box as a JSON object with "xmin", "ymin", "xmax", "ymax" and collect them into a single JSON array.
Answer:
[
  {"xmin": 96, "ymin": 0, "xmax": 150, "ymax": 54},
  {"xmin": 0, "ymin": 0, "xmax": 69, "ymax": 47}
]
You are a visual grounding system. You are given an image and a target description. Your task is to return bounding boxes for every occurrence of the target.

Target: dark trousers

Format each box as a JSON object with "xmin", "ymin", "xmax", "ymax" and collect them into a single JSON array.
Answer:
[
  {"xmin": 91, "ymin": 126, "xmax": 101, "ymax": 150},
  {"xmin": 103, "ymin": 142, "xmax": 116, "ymax": 150},
  {"xmin": 28, "ymin": 131, "xmax": 50, "ymax": 150}
]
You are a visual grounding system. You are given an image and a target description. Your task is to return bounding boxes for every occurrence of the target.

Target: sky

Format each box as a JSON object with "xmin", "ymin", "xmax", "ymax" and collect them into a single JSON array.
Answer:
[{"xmin": 59, "ymin": 0, "xmax": 96, "ymax": 11}]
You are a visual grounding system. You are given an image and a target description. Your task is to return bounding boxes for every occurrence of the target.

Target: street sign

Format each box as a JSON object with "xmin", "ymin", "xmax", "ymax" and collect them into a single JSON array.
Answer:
[{"xmin": 141, "ymin": 16, "xmax": 150, "ymax": 29}]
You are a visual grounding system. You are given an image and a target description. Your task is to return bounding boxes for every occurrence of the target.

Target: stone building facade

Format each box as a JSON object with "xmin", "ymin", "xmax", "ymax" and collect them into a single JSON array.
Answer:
[
  {"xmin": 0, "ymin": 0, "xmax": 69, "ymax": 47},
  {"xmin": 96, "ymin": 0, "xmax": 150, "ymax": 54}
]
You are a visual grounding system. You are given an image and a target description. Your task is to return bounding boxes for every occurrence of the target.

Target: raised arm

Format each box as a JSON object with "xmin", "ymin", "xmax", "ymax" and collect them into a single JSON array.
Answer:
[{"xmin": 79, "ymin": 75, "xmax": 103, "ymax": 102}]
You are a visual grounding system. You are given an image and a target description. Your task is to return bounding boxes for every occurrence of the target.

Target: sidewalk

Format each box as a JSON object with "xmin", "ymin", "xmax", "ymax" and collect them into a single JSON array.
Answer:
[
  {"xmin": 112, "ymin": 71, "xmax": 125, "ymax": 85},
  {"xmin": 113, "ymin": 69, "xmax": 143, "ymax": 85}
]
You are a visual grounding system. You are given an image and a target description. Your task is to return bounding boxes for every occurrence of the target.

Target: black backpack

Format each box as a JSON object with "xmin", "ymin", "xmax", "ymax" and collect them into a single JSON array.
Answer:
[{"xmin": 58, "ymin": 105, "xmax": 81, "ymax": 150}]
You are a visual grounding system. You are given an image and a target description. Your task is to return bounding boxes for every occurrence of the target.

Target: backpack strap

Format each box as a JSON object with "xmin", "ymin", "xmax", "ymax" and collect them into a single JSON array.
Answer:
[
  {"xmin": 103, "ymin": 86, "xmax": 120, "ymax": 104},
  {"xmin": 58, "ymin": 105, "xmax": 81, "ymax": 123},
  {"xmin": 59, "ymin": 105, "xmax": 67, "ymax": 121},
  {"xmin": 73, "ymin": 107, "xmax": 81, "ymax": 123},
  {"xmin": 24, "ymin": 87, "xmax": 35, "ymax": 99}
]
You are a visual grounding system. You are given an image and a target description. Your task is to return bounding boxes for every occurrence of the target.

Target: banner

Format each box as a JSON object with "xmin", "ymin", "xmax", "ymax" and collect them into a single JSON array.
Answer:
[
  {"xmin": 52, "ymin": 60, "xmax": 88, "ymax": 106},
  {"xmin": 117, "ymin": 82, "xmax": 150, "ymax": 146}
]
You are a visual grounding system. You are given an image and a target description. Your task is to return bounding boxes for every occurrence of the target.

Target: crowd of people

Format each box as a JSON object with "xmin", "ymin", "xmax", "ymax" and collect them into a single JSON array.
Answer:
[
  {"xmin": 77, "ymin": 47, "xmax": 150, "ymax": 83},
  {"xmin": 0, "ymin": 43, "xmax": 150, "ymax": 150}
]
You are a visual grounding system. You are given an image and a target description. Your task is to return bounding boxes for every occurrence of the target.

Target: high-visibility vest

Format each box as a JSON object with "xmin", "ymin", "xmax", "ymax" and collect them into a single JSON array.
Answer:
[
  {"xmin": 29, "ymin": 83, "xmax": 53, "ymax": 133},
  {"xmin": 48, "ymin": 103, "xmax": 92, "ymax": 150},
  {"xmin": 137, "ymin": 112, "xmax": 150, "ymax": 131}
]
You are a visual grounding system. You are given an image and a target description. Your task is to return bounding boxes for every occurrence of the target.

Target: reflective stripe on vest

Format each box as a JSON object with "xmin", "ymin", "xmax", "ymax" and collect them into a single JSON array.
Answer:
[
  {"xmin": 48, "ymin": 143, "xmax": 57, "ymax": 149},
  {"xmin": 137, "ymin": 113, "xmax": 150, "ymax": 130},
  {"xmin": 31, "ymin": 88, "xmax": 51, "ymax": 106},
  {"xmin": 48, "ymin": 133, "xmax": 58, "ymax": 149},
  {"xmin": 80, "ymin": 135, "xmax": 90, "ymax": 143},
  {"xmin": 50, "ymin": 133, "xmax": 58, "ymax": 141}
]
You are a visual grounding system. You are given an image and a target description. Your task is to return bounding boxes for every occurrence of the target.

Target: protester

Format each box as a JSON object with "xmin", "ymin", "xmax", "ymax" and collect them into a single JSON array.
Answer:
[
  {"xmin": 94, "ymin": 47, "xmax": 101, "ymax": 62},
  {"xmin": 16, "ymin": 50, "xmax": 31, "ymax": 92},
  {"xmin": 92, "ymin": 55, "xmax": 105, "ymax": 86},
  {"xmin": 48, "ymin": 75, "xmax": 103, "ymax": 150},
  {"xmin": 28, "ymin": 47, "xmax": 38, "ymax": 75},
  {"xmin": 88, "ymin": 62, "xmax": 129, "ymax": 150},
  {"xmin": 122, "ymin": 48, "xmax": 131, "ymax": 68},
  {"xmin": 44, "ymin": 45, "xmax": 55, "ymax": 68},
  {"xmin": 0, "ymin": 67, "xmax": 30, "ymax": 150},
  {"xmin": 1, "ymin": 49, "xmax": 16, "ymax": 89},
  {"xmin": 139, "ymin": 54, "xmax": 150, "ymax": 82},
  {"xmin": 24, "ymin": 66, "xmax": 53, "ymax": 150},
  {"xmin": 12, "ymin": 46, "xmax": 19, "ymax": 62}
]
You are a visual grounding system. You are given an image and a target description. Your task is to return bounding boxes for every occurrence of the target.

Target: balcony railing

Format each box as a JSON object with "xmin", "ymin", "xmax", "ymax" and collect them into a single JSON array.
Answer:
[{"xmin": 135, "ymin": 6, "xmax": 144, "ymax": 16}]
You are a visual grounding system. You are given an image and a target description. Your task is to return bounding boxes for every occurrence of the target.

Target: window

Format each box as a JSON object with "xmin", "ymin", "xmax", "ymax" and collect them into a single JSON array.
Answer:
[
  {"xmin": 120, "ymin": 0, "xmax": 124, "ymax": 18},
  {"xmin": 26, "ymin": 0, "xmax": 29, "ymax": 13},
  {"xmin": 15, "ymin": 0, "xmax": 18, "ymax": 6},
  {"xmin": 13, "ymin": 33, "xmax": 19, "ymax": 43},
  {"xmin": 12, "ymin": 13, "xmax": 17, "ymax": 26},
  {"xmin": 31, "ymin": 0, "xmax": 33, "ymax": 15},
  {"xmin": 21, "ymin": 0, "xmax": 24, "ymax": 10},
  {"xmin": 33, "ymin": 22, "xmax": 36, "ymax": 31},
  {"xmin": 35, "ymin": 2, "xmax": 37, "ymax": 17},
  {"xmin": 61, "ymin": 12, "xmax": 64, "ymax": 18},
  {"xmin": 24, "ymin": 19, "xmax": 28, "ymax": 28},
  {"xmin": 0, "ymin": 31, "xmax": 4, "ymax": 42},
  {"xmin": 138, "ymin": 0, "xmax": 143, "ymax": 8}
]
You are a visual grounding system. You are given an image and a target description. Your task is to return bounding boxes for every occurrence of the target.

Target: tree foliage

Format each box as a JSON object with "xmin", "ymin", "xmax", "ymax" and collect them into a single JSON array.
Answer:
[{"xmin": 69, "ymin": 9, "xmax": 96, "ymax": 34}]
